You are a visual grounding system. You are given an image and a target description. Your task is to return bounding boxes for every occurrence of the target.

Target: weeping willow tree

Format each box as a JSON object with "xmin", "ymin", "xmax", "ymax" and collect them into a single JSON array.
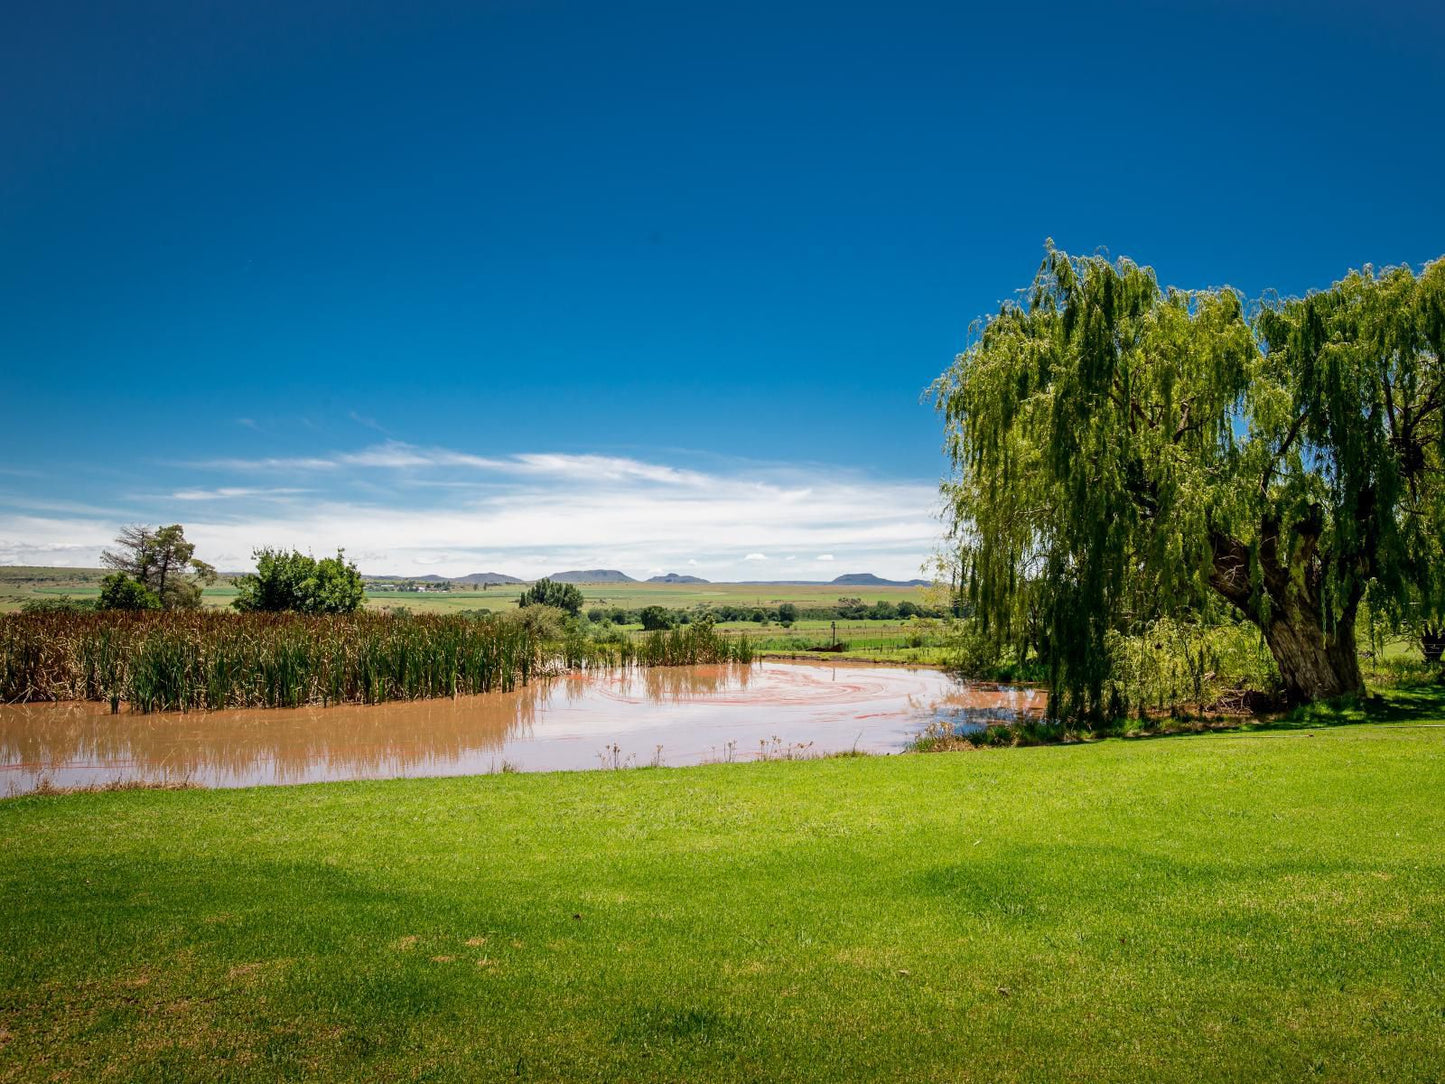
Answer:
[{"xmin": 936, "ymin": 245, "xmax": 1444, "ymax": 720}]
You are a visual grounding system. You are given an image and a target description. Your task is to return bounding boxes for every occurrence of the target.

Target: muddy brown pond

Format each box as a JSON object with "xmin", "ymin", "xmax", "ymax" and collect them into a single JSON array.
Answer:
[{"xmin": 0, "ymin": 661, "xmax": 1042, "ymax": 794}]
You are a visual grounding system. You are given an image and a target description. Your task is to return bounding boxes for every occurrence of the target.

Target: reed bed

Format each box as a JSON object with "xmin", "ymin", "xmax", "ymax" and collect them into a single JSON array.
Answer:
[
  {"xmin": 1, "ymin": 612, "xmax": 753, "ymax": 714},
  {"xmin": 0, "ymin": 612, "xmax": 540, "ymax": 713},
  {"xmin": 568, "ymin": 621, "xmax": 755, "ymax": 670}
]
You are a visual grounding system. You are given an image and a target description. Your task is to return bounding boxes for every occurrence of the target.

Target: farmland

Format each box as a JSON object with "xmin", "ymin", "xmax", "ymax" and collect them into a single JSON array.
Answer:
[
  {"xmin": 0, "ymin": 568, "xmax": 949, "ymax": 664},
  {"xmin": 0, "ymin": 566, "xmax": 932, "ymax": 616}
]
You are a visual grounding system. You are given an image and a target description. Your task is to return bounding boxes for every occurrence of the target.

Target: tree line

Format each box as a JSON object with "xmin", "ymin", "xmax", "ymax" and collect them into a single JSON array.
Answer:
[
  {"xmin": 583, "ymin": 599, "xmax": 946, "ymax": 628},
  {"xmin": 75, "ymin": 525, "xmax": 367, "ymax": 615}
]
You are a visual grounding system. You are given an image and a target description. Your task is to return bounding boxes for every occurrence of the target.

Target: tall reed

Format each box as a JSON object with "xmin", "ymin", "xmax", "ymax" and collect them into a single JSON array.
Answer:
[
  {"xmin": 579, "ymin": 619, "xmax": 753, "ymax": 668},
  {"xmin": 0, "ymin": 611, "xmax": 541, "ymax": 713},
  {"xmin": 1, "ymin": 610, "xmax": 754, "ymax": 715}
]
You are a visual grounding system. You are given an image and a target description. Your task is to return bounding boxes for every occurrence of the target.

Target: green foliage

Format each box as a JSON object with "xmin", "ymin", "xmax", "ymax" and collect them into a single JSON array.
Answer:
[
  {"xmin": 96, "ymin": 573, "xmax": 160, "ymax": 612},
  {"xmin": 945, "ymin": 617, "xmax": 1008, "ymax": 679},
  {"xmin": 232, "ymin": 548, "xmax": 366, "ymax": 614},
  {"xmin": 1103, "ymin": 615, "xmax": 1279, "ymax": 716},
  {"xmin": 633, "ymin": 616, "xmax": 754, "ymax": 666},
  {"xmin": 100, "ymin": 524, "xmax": 215, "ymax": 611},
  {"xmin": 517, "ymin": 578, "xmax": 584, "ymax": 616},
  {"xmin": 937, "ymin": 245, "xmax": 1445, "ymax": 719},
  {"xmin": 0, "ymin": 611, "xmax": 540, "ymax": 711},
  {"xmin": 777, "ymin": 602, "xmax": 797, "ymax": 626},
  {"xmin": 507, "ymin": 604, "xmax": 568, "ymax": 641},
  {"xmin": 638, "ymin": 604, "xmax": 674, "ymax": 631},
  {"xmin": 20, "ymin": 595, "xmax": 96, "ymax": 614}
]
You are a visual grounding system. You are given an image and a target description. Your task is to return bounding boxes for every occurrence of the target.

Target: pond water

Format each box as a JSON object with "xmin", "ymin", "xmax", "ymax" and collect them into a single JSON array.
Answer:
[{"xmin": 0, "ymin": 661, "xmax": 1042, "ymax": 794}]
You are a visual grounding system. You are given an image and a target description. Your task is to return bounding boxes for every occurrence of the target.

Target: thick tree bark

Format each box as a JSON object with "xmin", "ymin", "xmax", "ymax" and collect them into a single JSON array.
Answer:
[
  {"xmin": 1258, "ymin": 597, "xmax": 1363, "ymax": 702},
  {"xmin": 1208, "ymin": 529, "xmax": 1365, "ymax": 704}
]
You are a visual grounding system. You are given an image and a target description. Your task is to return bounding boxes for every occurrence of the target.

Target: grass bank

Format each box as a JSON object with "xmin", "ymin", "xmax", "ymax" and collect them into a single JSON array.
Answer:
[{"xmin": 2, "ymin": 694, "xmax": 1443, "ymax": 1081}]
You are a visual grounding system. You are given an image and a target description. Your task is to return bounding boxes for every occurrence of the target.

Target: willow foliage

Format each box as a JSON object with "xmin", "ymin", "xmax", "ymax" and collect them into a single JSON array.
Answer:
[{"xmin": 937, "ymin": 245, "xmax": 1444, "ymax": 721}]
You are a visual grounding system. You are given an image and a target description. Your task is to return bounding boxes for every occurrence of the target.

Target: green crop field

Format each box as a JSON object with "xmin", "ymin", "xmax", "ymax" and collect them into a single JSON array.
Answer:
[
  {"xmin": 0, "ymin": 566, "xmax": 931, "ymax": 615},
  {"xmin": 2, "ymin": 687, "xmax": 1442, "ymax": 1081}
]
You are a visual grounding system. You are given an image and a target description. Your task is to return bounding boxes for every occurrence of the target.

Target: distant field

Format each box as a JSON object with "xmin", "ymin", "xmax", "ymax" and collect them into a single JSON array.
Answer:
[
  {"xmin": 360, "ymin": 581, "xmax": 935, "ymax": 615},
  {"xmin": 0, "ymin": 567, "xmax": 949, "ymax": 665},
  {"xmin": 0, "ymin": 567, "xmax": 932, "ymax": 615}
]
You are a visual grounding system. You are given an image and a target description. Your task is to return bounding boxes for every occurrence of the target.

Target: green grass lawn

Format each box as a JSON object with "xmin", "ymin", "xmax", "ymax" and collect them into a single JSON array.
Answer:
[{"xmin": 2, "ymin": 695, "xmax": 1443, "ymax": 1081}]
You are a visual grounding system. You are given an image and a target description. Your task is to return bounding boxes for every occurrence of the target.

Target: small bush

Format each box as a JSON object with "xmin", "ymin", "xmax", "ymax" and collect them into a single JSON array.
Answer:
[
  {"xmin": 518, "ymin": 579, "xmax": 584, "ymax": 616},
  {"xmin": 639, "ymin": 605, "xmax": 674, "ymax": 631},
  {"xmin": 96, "ymin": 573, "xmax": 161, "ymax": 612}
]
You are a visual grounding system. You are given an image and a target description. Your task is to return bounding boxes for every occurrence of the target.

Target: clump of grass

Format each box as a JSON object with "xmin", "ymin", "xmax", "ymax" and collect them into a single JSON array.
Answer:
[
  {"xmin": 23, "ymin": 777, "xmax": 200, "ymax": 797},
  {"xmin": 755, "ymin": 736, "xmax": 816, "ymax": 761},
  {"xmin": 909, "ymin": 717, "xmax": 1075, "ymax": 751}
]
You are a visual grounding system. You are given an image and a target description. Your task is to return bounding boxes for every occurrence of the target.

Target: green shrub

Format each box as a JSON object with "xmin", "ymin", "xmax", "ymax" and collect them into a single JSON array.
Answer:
[
  {"xmin": 517, "ymin": 579, "xmax": 584, "ymax": 616},
  {"xmin": 639, "ymin": 605, "xmax": 674, "ymax": 631},
  {"xmin": 96, "ymin": 573, "xmax": 161, "ymax": 612},
  {"xmin": 232, "ymin": 548, "xmax": 365, "ymax": 614}
]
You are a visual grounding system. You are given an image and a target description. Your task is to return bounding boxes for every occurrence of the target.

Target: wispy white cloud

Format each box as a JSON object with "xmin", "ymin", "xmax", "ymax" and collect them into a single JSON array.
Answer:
[
  {"xmin": 170, "ymin": 487, "xmax": 310, "ymax": 502},
  {"xmin": 348, "ymin": 410, "xmax": 390, "ymax": 435},
  {"xmin": 336, "ymin": 442, "xmax": 506, "ymax": 470},
  {"xmin": 192, "ymin": 444, "xmax": 719, "ymax": 485},
  {"xmin": 1, "ymin": 444, "xmax": 944, "ymax": 580},
  {"xmin": 193, "ymin": 455, "xmax": 340, "ymax": 471},
  {"xmin": 0, "ymin": 496, "xmax": 133, "ymax": 517},
  {"xmin": 509, "ymin": 453, "xmax": 711, "ymax": 487}
]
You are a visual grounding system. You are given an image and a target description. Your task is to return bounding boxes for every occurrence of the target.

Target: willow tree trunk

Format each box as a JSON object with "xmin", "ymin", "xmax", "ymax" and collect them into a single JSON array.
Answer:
[
  {"xmin": 1209, "ymin": 531, "xmax": 1365, "ymax": 705},
  {"xmin": 1259, "ymin": 599, "xmax": 1363, "ymax": 703}
]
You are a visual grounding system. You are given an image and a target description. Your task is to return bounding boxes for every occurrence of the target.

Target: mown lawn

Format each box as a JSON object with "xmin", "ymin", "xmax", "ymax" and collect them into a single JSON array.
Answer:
[{"xmin": 2, "ymin": 695, "xmax": 1443, "ymax": 1081}]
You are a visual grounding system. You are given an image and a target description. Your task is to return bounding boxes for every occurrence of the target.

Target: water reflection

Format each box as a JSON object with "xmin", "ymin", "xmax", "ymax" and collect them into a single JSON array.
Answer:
[{"xmin": 1, "ymin": 662, "xmax": 1041, "ymax": 794}]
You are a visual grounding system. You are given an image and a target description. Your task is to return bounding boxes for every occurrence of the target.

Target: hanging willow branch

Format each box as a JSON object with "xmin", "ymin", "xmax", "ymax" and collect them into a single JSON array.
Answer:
[{"xmin": 936, "ymin": 245, "xmax": 1445, "ymax": 721}]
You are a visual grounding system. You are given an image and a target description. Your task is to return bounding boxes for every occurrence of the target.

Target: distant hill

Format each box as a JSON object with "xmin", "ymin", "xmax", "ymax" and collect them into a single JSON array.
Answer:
[
  {"xmin": 547, "ymin": 569, "xmax": 637, "ymax": 584},
  {"xmin": 732, "ymin": 573, "xmax": 932, "ymax": 587},
  {"xmin": 831, "ymin": 573, "xmax": 931, "ymax": 587},
  {"xmin": 452, "ymin": 572, "xmax": 525, "ymax": 585},
  {"xmin": 647, "ymin": 573, "xmax": 710, "ymax": 584},
  {"xmin": 365, "ymin": 572, "xmax": 524, "ymax": 584}
]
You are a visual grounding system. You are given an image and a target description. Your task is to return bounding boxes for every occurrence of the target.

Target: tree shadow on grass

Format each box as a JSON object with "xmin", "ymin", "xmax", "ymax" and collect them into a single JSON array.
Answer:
[
  {"xmin": 1250, "ymin": 681, "xmax": 1445, "ymax": 732},
  {"xmin": 1088, "ymin": 680, "xmax": 1445, "ymax": 744}
]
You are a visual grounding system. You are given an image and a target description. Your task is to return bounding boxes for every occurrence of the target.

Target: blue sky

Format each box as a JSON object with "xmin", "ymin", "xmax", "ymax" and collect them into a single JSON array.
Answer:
[{"xmin": 2, "ymin": 0, "xmax": 1442, "ymax": 579}]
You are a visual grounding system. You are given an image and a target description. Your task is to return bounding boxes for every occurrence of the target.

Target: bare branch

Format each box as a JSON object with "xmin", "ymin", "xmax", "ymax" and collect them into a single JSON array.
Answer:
[{"xmin": 1260, "ymin": 410, "xmax": 1309, "ymax": 498}]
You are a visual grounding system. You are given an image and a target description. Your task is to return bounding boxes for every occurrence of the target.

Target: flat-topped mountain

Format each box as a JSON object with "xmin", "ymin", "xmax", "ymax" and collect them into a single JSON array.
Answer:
[
  {"xmin": 646, "ymin": 573, "xmax": 710, "ymax": 584},
  {"xmin": 830, "ymin": 573, "xmax": 930, "ymax": 587},
  {"xmin": 453, "ymin": 572, "xmax": 525, "ymax": 585},
  {"xmin": 547, "ymin": 569, "xmax": 637, "ymax": 584},
  {"xmin": 733, "ymin": 573, "xmax": 932, "ymax": 587}
]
